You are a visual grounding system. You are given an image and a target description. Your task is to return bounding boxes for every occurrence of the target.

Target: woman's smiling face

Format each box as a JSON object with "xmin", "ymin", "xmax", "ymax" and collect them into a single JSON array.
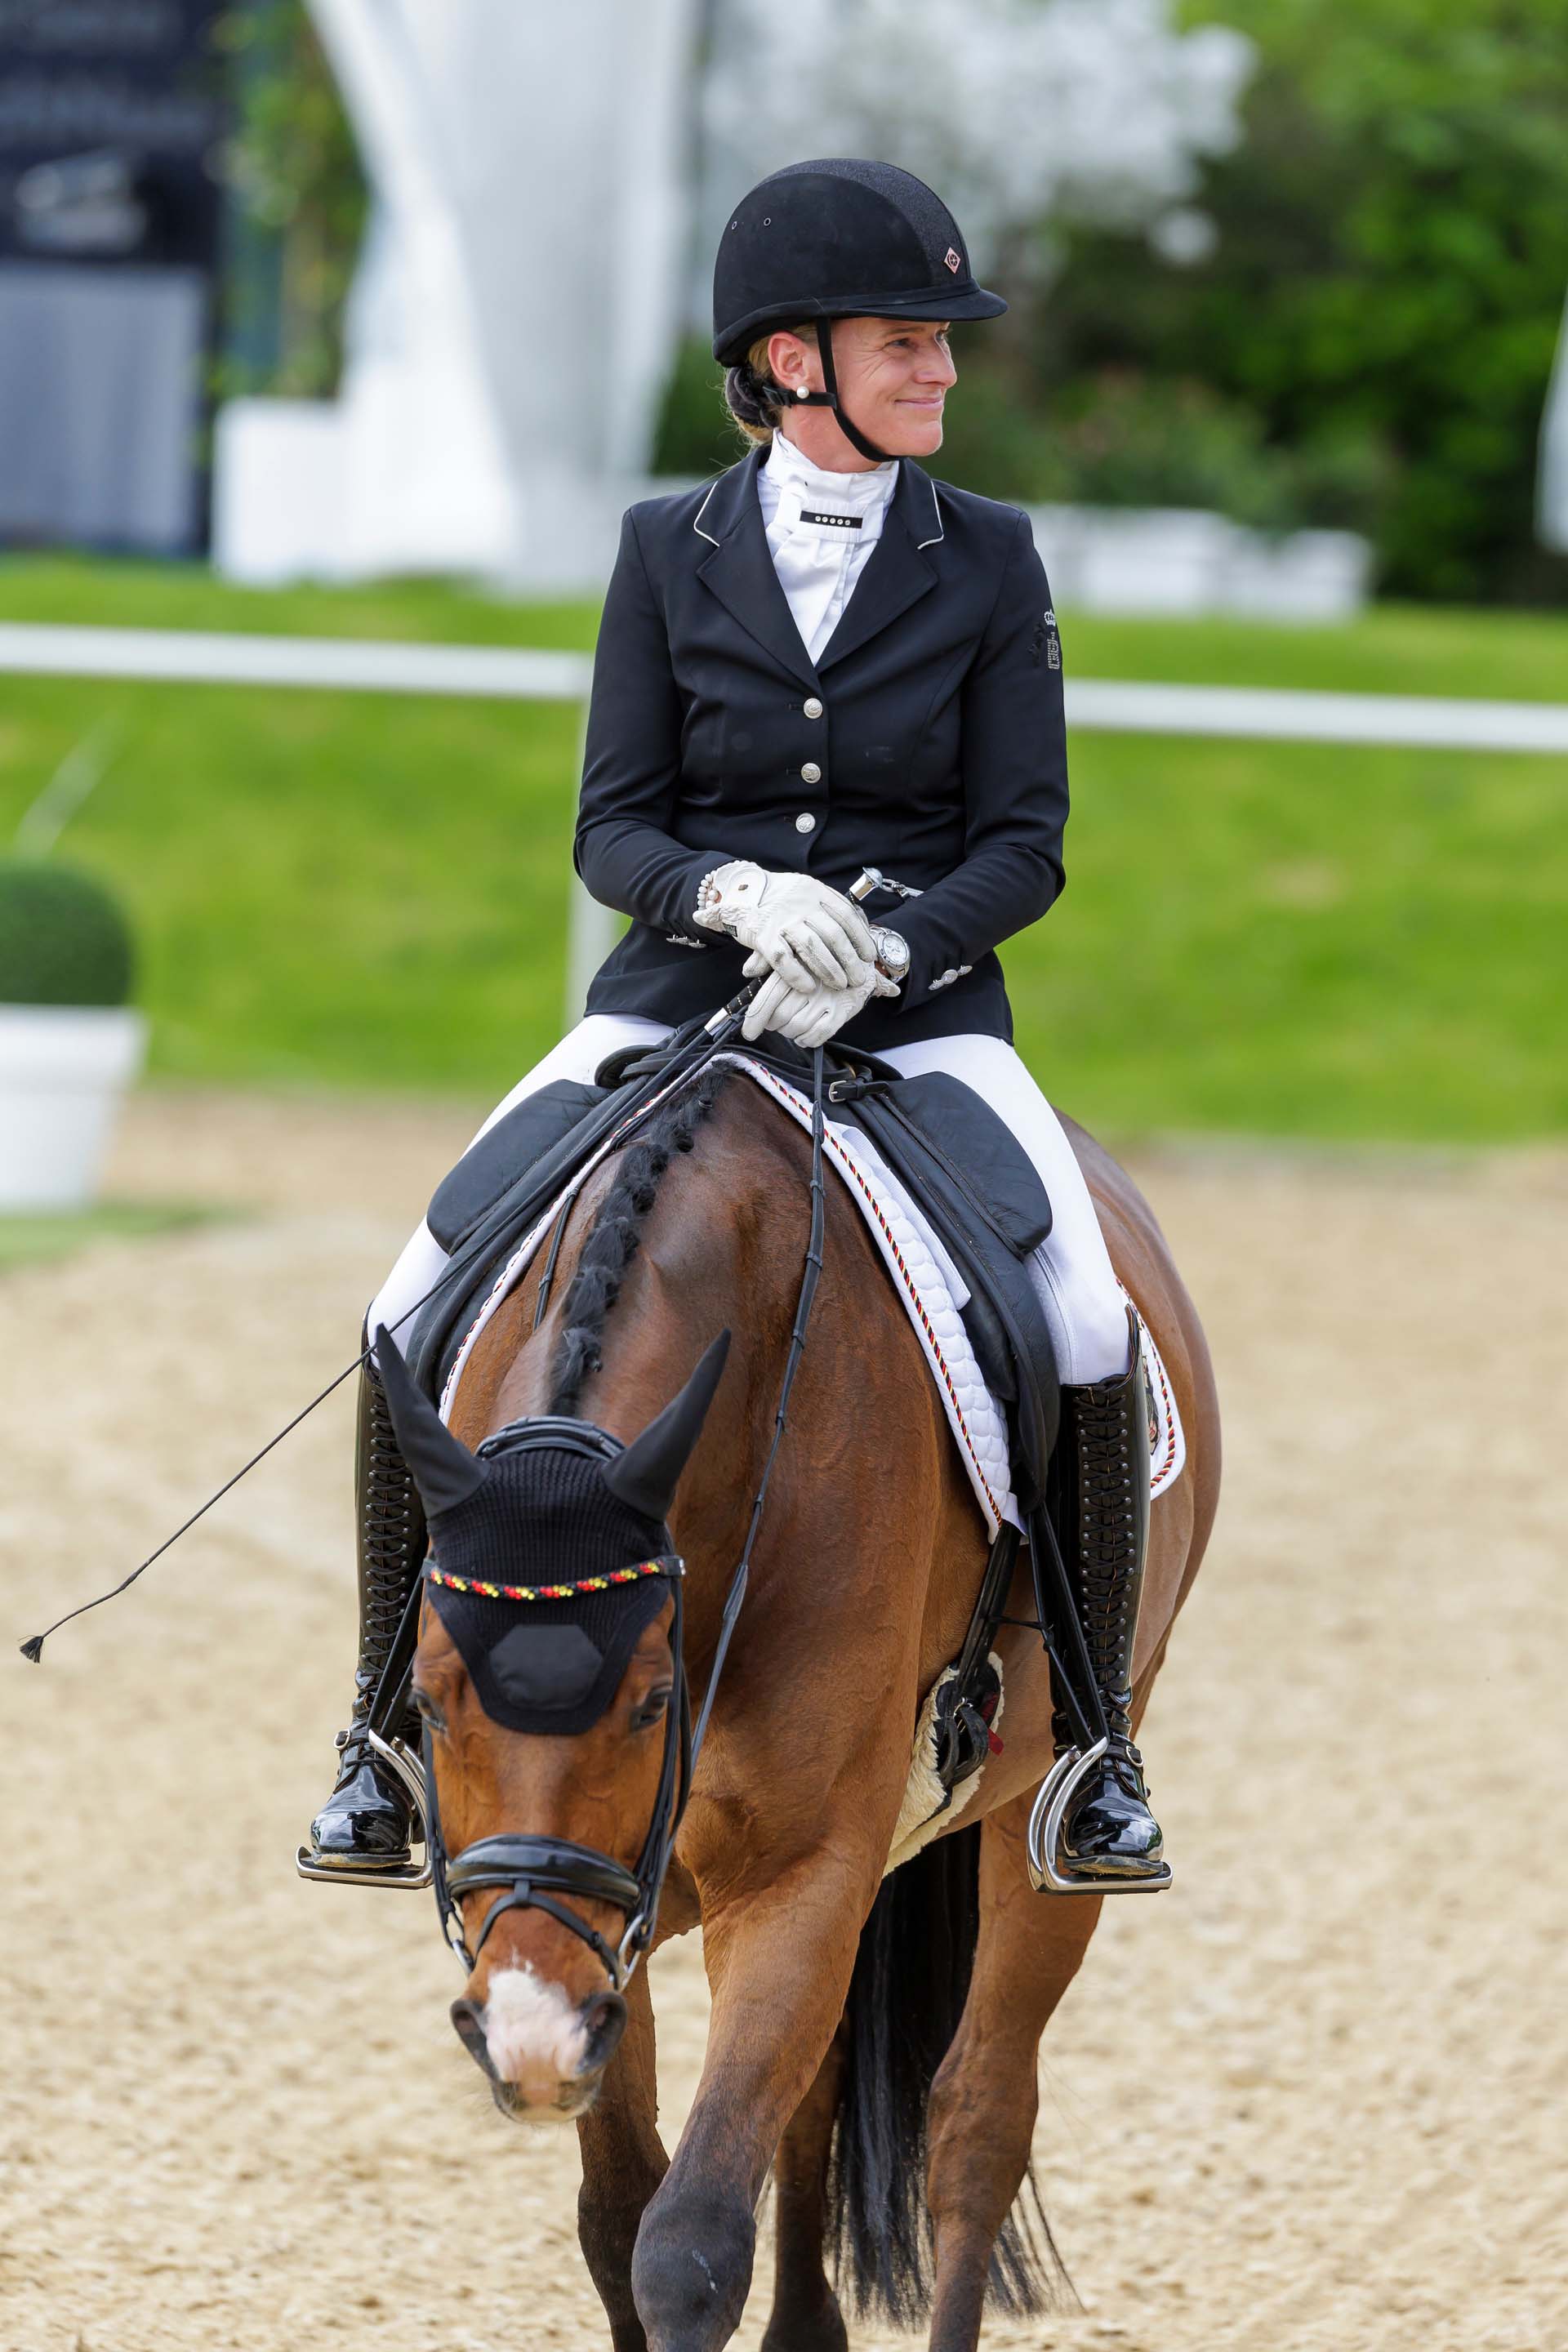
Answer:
[{"xmin": 765, "ymin": 316, "xmax": 956, "ymax": 465}]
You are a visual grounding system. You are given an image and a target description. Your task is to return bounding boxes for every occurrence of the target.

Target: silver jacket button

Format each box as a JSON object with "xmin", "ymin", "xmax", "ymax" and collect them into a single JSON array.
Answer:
[
  {"xmin": 803, "ymin": 696, "xmax": 824, "ymax": 719},
  {"xmin": 800, "ymin": 760, "xmax": 822, "ymax": 784},
  {"xmin": 795, "ymin": 812, "xmax": 816, "ymax": 832}
]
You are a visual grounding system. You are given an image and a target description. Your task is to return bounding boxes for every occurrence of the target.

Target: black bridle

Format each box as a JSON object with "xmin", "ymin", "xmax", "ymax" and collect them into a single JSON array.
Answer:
[
  {"xmin": 425, "ymin": 1416, "xmax": 693, "ymax": 1988},
  {"xmin": 368, "ymin": 1026, "xmax": 829, "ymax": 1990}
]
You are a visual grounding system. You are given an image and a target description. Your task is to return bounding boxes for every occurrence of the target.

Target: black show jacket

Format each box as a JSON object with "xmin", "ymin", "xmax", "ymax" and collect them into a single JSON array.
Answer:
[{"xmin": 573, "ymin": 443, "xmax": 1069, "ymax": 1051}]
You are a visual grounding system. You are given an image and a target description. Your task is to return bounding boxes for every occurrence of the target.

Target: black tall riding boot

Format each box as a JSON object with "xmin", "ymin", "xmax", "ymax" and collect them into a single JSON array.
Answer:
[
  {"xmin": 301, "ymin": 1337, "xmax": 426, "ymax": 1872},
  {"xmin": 1052, "ymin": 1306, "xmax": 1167, "ymax": 1882}
]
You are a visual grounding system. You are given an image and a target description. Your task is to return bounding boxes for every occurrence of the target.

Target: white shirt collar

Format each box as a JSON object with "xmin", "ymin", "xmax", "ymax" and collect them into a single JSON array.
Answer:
[
  {"xmin": 755, "ymin": 430, "xmax": 898, "ymax": 663},
  {"xmin": 762, "ymin": 429, "xmax": 898, "ymax": 517}
]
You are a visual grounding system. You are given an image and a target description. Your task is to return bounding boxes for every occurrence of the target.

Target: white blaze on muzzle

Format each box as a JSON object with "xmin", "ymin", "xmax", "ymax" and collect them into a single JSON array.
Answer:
[{"xmin": 483, "ymin": 1964, "xmax": 590, "ymax": 2095}]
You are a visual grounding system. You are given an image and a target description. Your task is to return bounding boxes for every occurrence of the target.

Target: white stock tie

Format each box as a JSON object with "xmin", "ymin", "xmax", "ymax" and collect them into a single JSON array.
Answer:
[{"xmin": 757, "ymin": 430, "xmax": 899, "ymax": 664}]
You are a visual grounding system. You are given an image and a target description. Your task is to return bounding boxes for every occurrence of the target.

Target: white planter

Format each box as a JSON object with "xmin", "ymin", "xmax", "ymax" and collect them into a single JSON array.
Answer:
[
  {"xmin": 1026, "ymin": 503, "xmax": 1374, "ymax": 623},
  {"xmin": 0, "ymin": 1005, "xmax": 148, "ymax": 1211},
  {"xmin": 1219, "ymin": 528, "xmax": 1374, "ymax": 623},
  {"xmin": 1028, "ymin": 505, "xmax": 1240, "ymax": 617}
]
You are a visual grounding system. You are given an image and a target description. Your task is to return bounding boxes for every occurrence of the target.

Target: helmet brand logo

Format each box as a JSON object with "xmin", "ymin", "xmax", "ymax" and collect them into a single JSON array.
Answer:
[{"xmin": 944, "ymin": 247, "xmax": 961, "ymax": 273}]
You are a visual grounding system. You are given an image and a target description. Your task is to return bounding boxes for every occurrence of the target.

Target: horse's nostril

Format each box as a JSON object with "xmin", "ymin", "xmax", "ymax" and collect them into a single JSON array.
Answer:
[
  {"xmin": 580, "ymin": 1989, "xmax": 629, "ymax": 2068},
  {"xmin": 450, "ymin": 1996, "xmax": 498, "ymax": 2080}
]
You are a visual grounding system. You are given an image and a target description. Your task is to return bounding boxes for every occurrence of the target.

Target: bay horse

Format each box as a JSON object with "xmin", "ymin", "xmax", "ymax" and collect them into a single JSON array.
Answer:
[{"xmin": 408, "ymin": 1054, "xmax": 1219, "ymax": 2352}]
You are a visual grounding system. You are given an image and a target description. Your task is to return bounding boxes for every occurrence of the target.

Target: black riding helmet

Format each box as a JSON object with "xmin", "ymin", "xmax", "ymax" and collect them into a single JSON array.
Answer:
[{"xmin": 712, "ymin": 158, "xmax": 1006, "ymax": 464}]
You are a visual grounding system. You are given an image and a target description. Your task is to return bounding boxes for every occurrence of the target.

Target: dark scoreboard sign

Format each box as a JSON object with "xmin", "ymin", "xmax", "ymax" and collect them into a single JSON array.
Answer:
[{"xmin": 0, "ymin": 0, "xmax": 226, "ymax": 268}]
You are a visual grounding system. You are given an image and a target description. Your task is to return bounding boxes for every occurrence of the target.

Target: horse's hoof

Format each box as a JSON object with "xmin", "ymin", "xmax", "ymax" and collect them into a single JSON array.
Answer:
[
  {"xmin": 632, "ymin": 2193, "xmax": 755, "ymax": 2347},
  {"xmin": 759, "ymin": 2305, "xmax": 849, "ymax": 2352}
]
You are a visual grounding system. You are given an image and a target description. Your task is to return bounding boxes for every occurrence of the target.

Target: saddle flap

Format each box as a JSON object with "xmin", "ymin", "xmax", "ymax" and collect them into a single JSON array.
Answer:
[
  {"xmin": 959, "ymin": 1289, "xmax": 1017, "ymax": 1403},
  {"xmin": 880, "ymin": 1072, "xmax": 1053, "ymax": 1258},
  {"xmin": 837, "ymin": 1081, "xmax": 1061, "ymax": 1496},
  {"xmin": 426, "ymin": 1078, "xmax": 606, "ymax": 1252}
]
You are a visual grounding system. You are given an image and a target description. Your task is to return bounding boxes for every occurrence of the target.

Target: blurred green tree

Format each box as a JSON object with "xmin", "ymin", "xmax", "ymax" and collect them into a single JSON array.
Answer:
[
  {"xmin": 1039, "ymin": 0, "xmax": 1568, "ymax": 599},
  {"xmin": 663, "ymin": 0, "xmax": 1568, "ymax": 602},
  {"xmin": 215, "ymin": 1, "xmax": 368, "ymax": 399}
]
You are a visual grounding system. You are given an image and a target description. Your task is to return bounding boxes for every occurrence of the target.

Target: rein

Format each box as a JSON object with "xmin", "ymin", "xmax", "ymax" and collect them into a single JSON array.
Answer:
[{"xmin": 376, "ymin": 1020, "xmax": 830, "ymax": 1990}]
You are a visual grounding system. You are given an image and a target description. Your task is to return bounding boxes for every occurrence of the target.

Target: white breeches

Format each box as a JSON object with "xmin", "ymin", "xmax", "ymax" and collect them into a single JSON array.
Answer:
[{"xmin": 368, "ymin": 1014, "xmax": 1131, "ymax": 1388}]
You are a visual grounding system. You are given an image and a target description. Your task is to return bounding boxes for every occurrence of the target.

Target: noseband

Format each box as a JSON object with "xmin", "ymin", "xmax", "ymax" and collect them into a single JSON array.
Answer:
[{"xmin": 368, "ymin": 1037, "xmax": 829, "ymax": 1993}]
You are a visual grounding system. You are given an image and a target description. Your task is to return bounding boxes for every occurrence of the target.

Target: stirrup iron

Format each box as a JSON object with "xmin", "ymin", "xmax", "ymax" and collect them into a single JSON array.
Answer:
[
  {"xmin": 296, "ymin": 1728, "xmax": 433, "ymax": 1889},
  {"xmin": 1027, "ymin": 1742, "xmax": 1173, "ymax": 1895}
]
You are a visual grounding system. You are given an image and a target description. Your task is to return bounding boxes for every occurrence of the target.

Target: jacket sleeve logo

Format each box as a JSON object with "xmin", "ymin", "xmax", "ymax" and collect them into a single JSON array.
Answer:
[{"xmin": 1031, "ymin": 608, "xmax": 1062, "ymax": 670}]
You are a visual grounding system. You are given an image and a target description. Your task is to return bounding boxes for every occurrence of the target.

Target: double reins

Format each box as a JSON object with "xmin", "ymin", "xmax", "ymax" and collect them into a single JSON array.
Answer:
[
  {"xmin": 15, "ymin": 962, "xmax": 825, "ymax": 1990},
  {"xmin": 387, "ymin": 1020, "xmax": 830, "ymax": 1988}
]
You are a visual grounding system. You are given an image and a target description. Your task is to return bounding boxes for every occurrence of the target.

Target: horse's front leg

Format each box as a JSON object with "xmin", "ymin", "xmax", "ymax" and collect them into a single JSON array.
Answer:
[
  {"xmin": 630, "ymin": 1838, "xmax": 880, "ymax": 2352},
  {"xmin": 577, "ymin": 1960, "xmax": 669, "ymax": 2352}
]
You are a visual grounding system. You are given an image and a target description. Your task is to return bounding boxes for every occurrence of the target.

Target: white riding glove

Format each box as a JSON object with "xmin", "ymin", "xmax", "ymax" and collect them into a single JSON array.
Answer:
[
  {"xmin": 693, "ymin": 860, "xmax": 880, "ymax": 994},
  {"xmin": 740, "ymin": 956, "xmax": 900, "ymax": 1048}
]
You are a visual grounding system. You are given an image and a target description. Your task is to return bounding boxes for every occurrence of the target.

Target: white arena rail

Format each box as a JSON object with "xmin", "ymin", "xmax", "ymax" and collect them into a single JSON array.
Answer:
[
  {"xmin": 5, "ymin": 619, "xmax": 1563, "ymax": 1022},
  {"xmin": 0, "ymin": 624, "xmax": 592, "ymax": 703},
  {"xmin": 2, "ymin": 621, "xmax": 1567, "ymax": 755}
]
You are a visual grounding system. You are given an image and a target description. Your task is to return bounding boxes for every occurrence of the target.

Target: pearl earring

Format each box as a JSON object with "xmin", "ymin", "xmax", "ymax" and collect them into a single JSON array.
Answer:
[{"xmin": 795, "ymin": 385, "xmax": 808, "ymax": 399}]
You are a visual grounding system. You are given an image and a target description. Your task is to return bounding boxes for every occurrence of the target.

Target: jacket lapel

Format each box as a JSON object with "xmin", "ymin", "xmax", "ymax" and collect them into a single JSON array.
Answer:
[
  {"xmin": 815, "ymin": 461, "xmax": 942, "ymax": 672},
  {"xmin": 693, "ymin": 449, "xmax": 821, "ymax": 693}
]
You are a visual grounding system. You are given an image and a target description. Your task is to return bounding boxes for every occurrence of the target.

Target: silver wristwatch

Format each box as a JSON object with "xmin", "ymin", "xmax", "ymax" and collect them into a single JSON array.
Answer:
[{"xmin": 871, "ymin": 926, "xmax": 911, "ymax": 983}]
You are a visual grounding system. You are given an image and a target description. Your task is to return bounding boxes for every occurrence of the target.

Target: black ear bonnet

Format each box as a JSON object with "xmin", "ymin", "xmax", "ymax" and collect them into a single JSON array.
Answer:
[
  {"xmin": 429, "ymin": 1430, "xmax": 676, "ymax": 1736},
  {"xmin": 372, "ymin": 1329, "xmax": 730, "ymax": 1736}
]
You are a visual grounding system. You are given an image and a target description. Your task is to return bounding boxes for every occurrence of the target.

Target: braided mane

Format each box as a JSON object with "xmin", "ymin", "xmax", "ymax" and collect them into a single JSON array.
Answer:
[{"xmin": 546, "ymin": 1060, "xmax": 737, "ymax": 1414}]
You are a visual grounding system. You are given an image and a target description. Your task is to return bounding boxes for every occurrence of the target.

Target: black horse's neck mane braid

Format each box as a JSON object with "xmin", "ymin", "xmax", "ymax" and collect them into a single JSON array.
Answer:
[{"xmin": 547, "ymin": 1060, "xmax": 737, "ymax": 1415}]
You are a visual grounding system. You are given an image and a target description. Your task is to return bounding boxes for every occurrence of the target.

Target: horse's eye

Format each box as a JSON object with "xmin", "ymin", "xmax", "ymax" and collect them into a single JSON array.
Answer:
[
  {"xmin": 412, "ymin": 1688, "xmax": 446, "ymax": 1735},
  {"xmin": 631, "ymin": 1686, "xmax": 671, "ymax": 1732}
]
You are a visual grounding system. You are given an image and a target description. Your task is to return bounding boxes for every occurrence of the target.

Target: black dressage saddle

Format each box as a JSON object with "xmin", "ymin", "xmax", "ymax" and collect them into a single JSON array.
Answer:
[{"xmin": 405, "ymin": 1020, "xmax": 1061, "ymax": 1508}]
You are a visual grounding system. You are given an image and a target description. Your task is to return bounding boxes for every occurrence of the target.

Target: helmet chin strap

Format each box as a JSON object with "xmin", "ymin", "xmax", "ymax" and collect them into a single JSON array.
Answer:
[{"xmin": 789, "ymin": 317, "xmax": 894, "ymax": 466}]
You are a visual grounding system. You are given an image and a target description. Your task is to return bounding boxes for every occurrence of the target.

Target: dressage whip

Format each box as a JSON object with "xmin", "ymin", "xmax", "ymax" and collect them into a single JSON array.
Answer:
[{"xmin": 18, "ymin": 987, "xmax": 768, "ymax": 1666}]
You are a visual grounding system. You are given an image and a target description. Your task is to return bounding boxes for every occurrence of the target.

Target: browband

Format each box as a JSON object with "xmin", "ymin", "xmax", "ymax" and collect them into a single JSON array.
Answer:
[{"xmin": 425, "ymin": 1554, "xmax": 684, "ymax": 1602}]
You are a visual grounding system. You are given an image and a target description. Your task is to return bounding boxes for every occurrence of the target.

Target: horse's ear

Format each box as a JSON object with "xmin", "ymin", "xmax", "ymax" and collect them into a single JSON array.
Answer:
[
  {"xmin": 372, "ymin": 1327, "xmax": 489, "ymax": 1517},
  {"xmin": 603, "ymin": 1330, "xmax": 732, "ymax": 1523}
]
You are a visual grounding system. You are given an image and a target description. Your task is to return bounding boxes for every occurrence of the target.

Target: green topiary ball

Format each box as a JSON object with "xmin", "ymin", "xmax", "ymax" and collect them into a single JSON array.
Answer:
[{"xmin": 0, "ymin": 859, "xmax": 136, "ymax": 1009}]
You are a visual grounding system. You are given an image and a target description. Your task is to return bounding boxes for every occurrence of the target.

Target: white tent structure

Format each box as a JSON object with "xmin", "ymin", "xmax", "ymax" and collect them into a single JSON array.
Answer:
[
  {"xmin": 215, "ymin": 0, "xmax": 698, "ymax": 590},
  {"xmin": 216, "ymin": 0, "xmax": 1273, "ymax": 596}
]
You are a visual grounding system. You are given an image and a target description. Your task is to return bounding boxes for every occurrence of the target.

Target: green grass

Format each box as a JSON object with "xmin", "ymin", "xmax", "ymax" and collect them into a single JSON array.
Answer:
[
  {"xmin": 0, "ymin": 556, "xmax": 1563, "ymax": 1142},
  {"xmin": 0, "ymin": 1201, "xmax": 231, "ymax": 1272},
  {"xmin": 0, "ymin": 555, "xmax": 602, "ymax": 652},
  {"xmin": 1018, "ymin": 732, "xmax": 1565, "ymax": 1138}
]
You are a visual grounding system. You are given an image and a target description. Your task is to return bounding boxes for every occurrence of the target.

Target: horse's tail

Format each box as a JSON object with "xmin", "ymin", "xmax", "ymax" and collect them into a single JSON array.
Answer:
[{"xmin": 828, "ymin": 1824, "xmax": 1069, "ymax": 2325}]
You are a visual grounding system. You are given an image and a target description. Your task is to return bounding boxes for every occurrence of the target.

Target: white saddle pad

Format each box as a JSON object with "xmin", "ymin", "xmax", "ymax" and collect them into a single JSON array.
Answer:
[{"xmin": 439, "ymin": 1053, "xmax": 1185, "ymax": 1527}]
